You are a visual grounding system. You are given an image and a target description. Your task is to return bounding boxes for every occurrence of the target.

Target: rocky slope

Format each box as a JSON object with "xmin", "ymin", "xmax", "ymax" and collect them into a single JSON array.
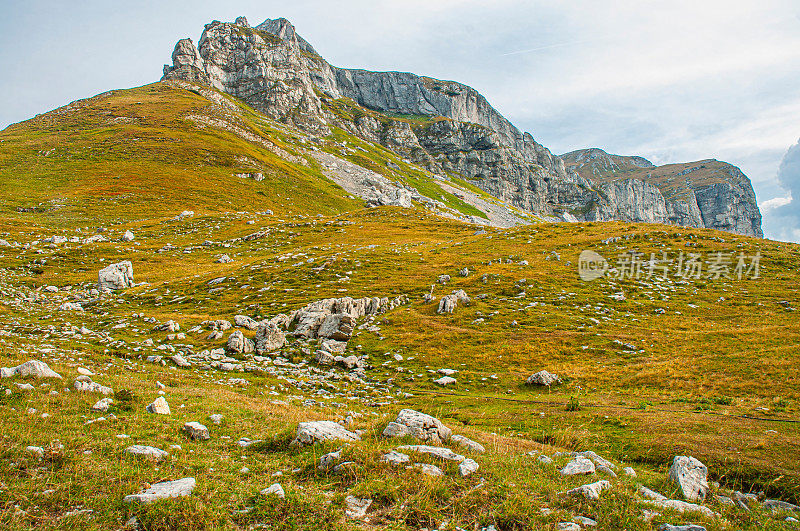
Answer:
[{"xmin": 161, "ymin": 16, "xmax": 763, "ymax": 237}]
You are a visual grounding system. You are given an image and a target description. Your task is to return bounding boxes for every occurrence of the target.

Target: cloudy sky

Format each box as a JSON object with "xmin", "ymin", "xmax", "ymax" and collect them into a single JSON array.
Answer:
[{"xmin": 2, "ymin": 0, "xmax": 799, "ymax": 241}]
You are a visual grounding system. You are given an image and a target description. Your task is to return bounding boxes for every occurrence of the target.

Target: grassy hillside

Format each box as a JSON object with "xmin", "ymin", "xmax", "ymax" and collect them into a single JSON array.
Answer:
[{"xmin": 0, "ymin": 83, "xmax": 798, "ymax": 530}]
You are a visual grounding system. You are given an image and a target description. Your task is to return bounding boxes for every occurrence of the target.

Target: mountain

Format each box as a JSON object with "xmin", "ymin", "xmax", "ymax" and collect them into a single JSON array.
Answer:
[
  {"xmin": 161, "ymin": 16, "xmax": 762, "ymax": 237},
  {"xmin": 562, "ymin": 148, "xmax": 763, "ymax": 237}
]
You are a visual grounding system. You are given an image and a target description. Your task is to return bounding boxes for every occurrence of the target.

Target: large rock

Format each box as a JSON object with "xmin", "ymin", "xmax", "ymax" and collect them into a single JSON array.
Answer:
[
  {"xmin": 317, "ymin": 313, "xmax": 355, "ymax": 341},
  {"xmin": 183, "ymin": 422, "xmax": 210, "ymax": 440},
  {"xmin": 561, "ymin": 456, "xmax": 596, "ymax": 476},
  {"xmin": 226, "ymin": 330, "xmax": 254, "ymax": 354},
  {"xmin": 125, "ymin": 445, "xmax": 169, "ymax": 461},
  {"xmin": 98, "ymin": 261, "xmax": 134, "ymax": 290},
  {"xmin": 255, "ymin": 321, "xmax": 285, "ymax": 353},
  {"xmin": 526, "ymin": 370, "xmax": 560, "ymax": 386},
  {"xmin": 564, "ymin": 480, "xmax": 611, "ymax": 501},
  {"xmin": 668, "ymin": 456, "xmax": 709, "ymax": 501},
  {"xmin": 123, "ymin": 477, "xmax": 195, "ymax": 504},
  {"xmin": 234, "ymin": 315, "xmax": 259, "ymax": 330},
  {"xmin": 383, "ymin": 409, "xmax": 451, "ymax": 444},
  {"xmin": 0, "ymin": 360, "xmax": 62, "ymax": 379},
  {"xmin": 292, "ymin": 421, "xmax": 361, "ymax": 446}
]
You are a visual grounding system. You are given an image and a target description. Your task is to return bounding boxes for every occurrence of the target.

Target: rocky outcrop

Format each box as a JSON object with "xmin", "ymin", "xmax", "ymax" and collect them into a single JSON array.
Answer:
[
  {"xmin": 562, "ymin": 149, "xmax": 762, "ymax": 237},
  {"xmin": 162, "ymin": 17, "xmax": 762, "ymax": 236}
]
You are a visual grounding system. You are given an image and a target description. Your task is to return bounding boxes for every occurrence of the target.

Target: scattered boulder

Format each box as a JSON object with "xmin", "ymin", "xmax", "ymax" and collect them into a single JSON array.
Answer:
[
  {"xmin": 318, "ymin": 449, "xmax": 343, "ymax": 471},
  {"xmin": 170, "ymin": 354, "xmax": 191, "ymax": 368},
  {"xmin": 668, "ymin": 456, "xmax": 709, "ymax": 501},
  {"xmin": 98, "ymin": 261, "xmax": 134, "ymax": 290},
  {"xmin": 122, "ymin": 230, "xmax": 135, "ymax": 242},
  {"xmin": 345, "ymin": 495, "xmax": 372, "ymax": 519},
  {"xmin": 292, "ymin": 421, "xmax": 361, "ymax": 446},
  {"xmin": 260, "ymin": 483, "xmax": 285, "ymax": 498},
  {"xmin": 459, "ymin": 458, "xmax": 479, "ymax": 477},
  {"xmin": 227, "ymin": 330, "xmax": 254, "ymax": 354},
  {"xmin": 437, "ymin": 290, "xmax": 470, "ymax": 314},
  {"xmin": 526, "ymin": 370, "xmax": 560, "ymax": 386},
  {"xmin": 216, "ymin": 254, "xmax": 233, "ymax": 263},
  {"xmin": 623, "ymin": 466, "xmax": 637, "ymax": 477},
  {"xmin": 255, "ymin": 321, "xmax": 285, "ymax": 353},
  {"xmin": 0, "ymin": 360, "xmax": 62, "ymax": 379},
  {"xmin": 658, "ymin": 525, "xmax": 707, "ymax": 531},
  {"xmin": 125, "ymin": 445, "xmax": 168, "ymax": 462},
  {"xmin": 234, "ymin": 315, "xmax": 259, "ymax": 330},
  {"xmin": 383, "ymin": 409, "xmax": 451, "ymax": 444},
  {"xmin": 74, "ymin": 375, "xmax": 112, "ymax": 395},
  {"xmin": 183, "ymin": 422, "xmax": 210, "ymax": 440},
  {"xmin": 91, "ymin": 398, "xmax": 113, "ymax": 412},
  {"xmin": 123, "ymin": 477, "xmax": 195, "ymax": 504},
  {"xmin": 413, "ymin": 463, "xmax": 444, "ymax": 477},
  {"xmin": 564, "ymin": 480, "xmax": 611, "ymax": 501},
  {"xmin": 146, "ymin": 396, "xmax": 170, "ymax": 415},
  {"xmin": 434, "ymin": 376, "xmax": 456, "ymax": 386},
  {"xmin": 557, "ymin": 523, "xmax": 581, "ymax": 531},
  {"xmin": 561, "ymin": 456, "xmax": 596, "ymax": 476}
]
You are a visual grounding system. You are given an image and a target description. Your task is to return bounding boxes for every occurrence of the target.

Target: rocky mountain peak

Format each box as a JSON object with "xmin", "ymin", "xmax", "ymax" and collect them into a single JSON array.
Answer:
[{"xmin": 160, "ymin": 16, "xmax": 763, "ymax": 237}]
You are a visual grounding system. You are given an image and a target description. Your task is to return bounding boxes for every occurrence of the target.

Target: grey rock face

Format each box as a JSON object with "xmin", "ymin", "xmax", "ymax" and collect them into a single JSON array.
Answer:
[
  {"xmin": 561, "ymin": 456, "xmax": 596, "ymax": 476},
  {"xmin": 98, "ymin": 261, "xmax": 134, "ymax": 290},
  {"xmin": 226, "ymin": 330, "xmax": 254, "ymax": 354},
  {"xmin": 74, "ymin": 375, "xmax": 112, "ymax": 395},
  {"xmin": 668, "ymin": 455, "xmax": 709, "ymax": 501},
  {"xmin": 450, "ymin": 434, "xmax": 485, "ymax": 454},
  {"xmin": 123, "ymin": 477, "xmax": 195, "ymax": 504},
  {"xmin": 380, "ymin": 450, "xmax": 410, "ymax": 465},
  {"xmin": 459, "ymin": 458, "xmax": 479, "ymax": 477}
]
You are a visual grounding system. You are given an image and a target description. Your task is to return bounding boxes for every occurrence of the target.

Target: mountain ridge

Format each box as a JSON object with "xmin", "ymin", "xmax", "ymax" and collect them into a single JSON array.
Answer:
[{"xmin": 161, "ymin": 16, "xmax": 763, "ymax": 237}]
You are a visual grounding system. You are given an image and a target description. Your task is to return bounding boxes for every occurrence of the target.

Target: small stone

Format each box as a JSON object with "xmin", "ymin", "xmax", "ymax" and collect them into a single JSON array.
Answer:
[
  {"xmin": 209, "ymin": 414, "xmax": 223, "ymax": 425},
  {"xmin": 380, "ymin": 450, "xmax": 410, "ymax": 465},
  {"xmin": 557, "ymin": 523, "xmax": 581, "ymax": 531},
  {"xmin": 398, "ymin": 444, "xmax": 465, "ymax": 462},
  {"xmin": 451, "ymin": 434, "xmax": 485, "ymax": 454},
  {"xmin": 26, "ymin": 446, "xmax": 44, "ymax": 458},
  {"xmin": 623, "ymin": 466, "xmax": 637, "ymax": 477},
  {"xmin": 434, "ymin": 376, "xmax": 456, "ymax": 386},
  {"xmin": 292, "ymin": 421, "xmax": 360, "ymax": 446},
  {"xmin": 345, "ymin": 495, "xmax": 372, "ymax": 519},
  {"xmin": 146, "ymin": 396, "xmax": 170, "ymax": 415},
  {"xmin": 658, "ymin": 525, "xmax": 707, "ymax": 531},
  {"xmin": 123, "ymin": 477, "xmax": 195, "ymax": 504},
  {"xmin": 91, "ymin": 398, "xmax": 113, "ymax": 412},
  {"xmin": 318, "ymin": 449, "xmax": 343, "ymax": 471},
  {"xmin": 459, "ymin": 458, "xmax": 479, "ymax": 477},
  {"xmin": 573, "ymin": 516, "xmax": 597, "ymax": 527},
  {"xmin": 412, "ymin": 463, "xmax": 444, "ymax": 476},
  {"xmin": 183, "ymin": 422, "xmax": 210, "ymax": 440},
  {"xmin": 125, "ymin": 445, "xmax": 168, "ymax": 461},
  {"xmin": 597, "ymin": 465, "xmax": 617, "ymax": 477},
  {"xmin": 564, "ymin": 480, "xmax": 611, "ymax": 501},
  {"xmin": 260, "ymin": 483, "xmax": 285, "ymax": 498}
]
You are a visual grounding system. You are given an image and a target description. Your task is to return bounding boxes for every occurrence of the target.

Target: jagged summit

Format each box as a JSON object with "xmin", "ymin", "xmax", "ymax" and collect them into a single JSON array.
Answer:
[{"xmin": 161, "ymin": 16, "xmax": 763, "ymax": 237}]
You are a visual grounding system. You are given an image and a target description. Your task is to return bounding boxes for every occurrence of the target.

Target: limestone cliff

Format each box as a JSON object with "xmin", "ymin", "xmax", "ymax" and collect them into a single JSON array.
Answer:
[{"xmin": 162, "ymin": 17, "xmax": 763, "ymax": 237}]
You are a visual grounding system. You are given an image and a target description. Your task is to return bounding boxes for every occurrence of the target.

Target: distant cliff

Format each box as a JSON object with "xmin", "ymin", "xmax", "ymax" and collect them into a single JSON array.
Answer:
[{"xmin": 162, "ymin": 16, "xmax": 763, "ymax": 237}]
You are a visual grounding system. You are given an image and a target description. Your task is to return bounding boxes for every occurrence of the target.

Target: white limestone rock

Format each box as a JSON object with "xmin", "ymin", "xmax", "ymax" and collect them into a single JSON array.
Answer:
[
  {"xmin": 451, "ymin": 434, "xmax": 485, "ymax": 454},
  {"xmin": 561, "ymin": 456, "xmax": 596, "ymax": 476},
  {"xmin": 1, "ymin": 360, "xmax": 62, "ymax": 379},
  {"xmin": 398, "ymin": 445, "xmax": 465, "ymax": 462},
  {"xmin": 383, "ymin": 409, "xmax": 451, "ymax": 444},
  {"xmin": 292, "ymin": 421, "xmax": 360, "ymax": 446},
  {"xmin": 526, "ymin": 370, "xmax": 560, "ymax": 386},
  {"xmin": 183, "ymin": 422, "xmax": 210, "ymax": 440},
  {"xmin": 125, "ymin": 445, "xmax": 168, "ymax": 462},
  {"xmin": 146, "ymin": 396, "xmax": 170, "ymax": 415},
  {"xmin": 98, "ymin": 261, "xmax": 134, "ymax": 290},
  {"xmin": 668, "ymin": 456, "xmax": 709, "ymax": 501},
  {"xmin": 564, "ymin": 480, "xmax": 611, "ymax": 501},
  {"xmin": 123, "ymin": 477, "xmax": 195, "ymax": 504}
]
